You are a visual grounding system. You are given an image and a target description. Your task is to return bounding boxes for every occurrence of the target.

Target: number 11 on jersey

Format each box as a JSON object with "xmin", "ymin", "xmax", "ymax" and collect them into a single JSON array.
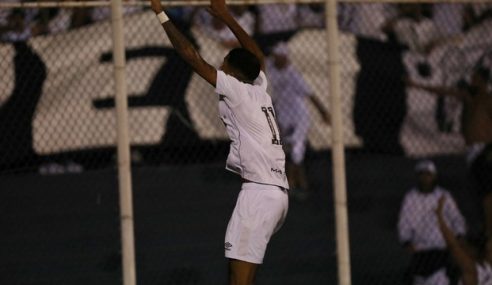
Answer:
[{"xmin": 261, "ymin": 106, "xmax": 282, "ymax": 145}]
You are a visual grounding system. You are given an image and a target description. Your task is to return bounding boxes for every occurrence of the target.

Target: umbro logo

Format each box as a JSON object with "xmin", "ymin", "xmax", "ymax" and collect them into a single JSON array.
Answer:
[{"xmin": 224, "ymin": 242, "xmax": 233, "ymax": 251}]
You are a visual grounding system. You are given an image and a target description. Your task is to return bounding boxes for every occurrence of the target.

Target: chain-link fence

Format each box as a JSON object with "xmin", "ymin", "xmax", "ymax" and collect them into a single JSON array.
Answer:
[{"xmin": 1, "ymin": 1, "xmax": 491, "ymax": 285}]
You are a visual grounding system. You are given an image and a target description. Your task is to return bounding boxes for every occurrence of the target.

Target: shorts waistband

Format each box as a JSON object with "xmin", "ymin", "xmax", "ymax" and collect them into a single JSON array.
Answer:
[{"xmin": 241, "ymin": 182, "xmax": 286, "ymax": 192}]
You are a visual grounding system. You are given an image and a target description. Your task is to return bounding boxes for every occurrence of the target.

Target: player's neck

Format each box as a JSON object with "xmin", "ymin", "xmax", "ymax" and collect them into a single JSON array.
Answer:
[{"xmin": 232, "ymin": 73, "xmax": 253, "ymax": 85}]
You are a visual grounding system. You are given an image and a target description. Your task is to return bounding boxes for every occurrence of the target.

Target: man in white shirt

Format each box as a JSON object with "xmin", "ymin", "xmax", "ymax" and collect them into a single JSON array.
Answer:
[
  {"xmin": 267, "ymin": 42, "xmax": 330, "ymax": 199},
  {"xmin": 398, "ymin": 160, "xmax": 466, "ymax": 285},
  {"xmin": 149, "ymin": 0, "xmax": 289, "ymax": 284}
]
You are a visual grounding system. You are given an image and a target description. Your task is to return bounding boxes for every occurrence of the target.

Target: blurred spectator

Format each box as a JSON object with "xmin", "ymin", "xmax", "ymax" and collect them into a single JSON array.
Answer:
[
  {"xmin": 266, "ymin": 42, "xmax": 330, "ymax": 200},
  {"xmin": 253, "ymin": 3, "xmax": 299, "ymax": 51},
  {"xmin": 38, "ymin": 0, "xmax": 92, "ymax": 33},
  {"xmin": 256, "ymin": 4, "xmax": 297, "ymax": 35},
  {"xmin": 344, "ymin": 3, "xmax": 398, "ymax": 41},
  {"xmin": 297, "ymin": 4, "xmax": 324, "ymax": 29},
  {"xmin": 463, "ymin": 3, "xmax": 492, "ymax": 31},
  {"xmin": 436, "ymin": 196, "xmax": 492, "ymax": 285},
  {"xmin": 0, "ymin": 0, "xmax": 91, "ymax": 39},
  {"xmin": 90, "ymin": 0, "xmax": 143, "ymax": 23},
  {"xmin": 392, "ymin": 4, "xmax": 465, "ymax": 55},
  {"xmin": 398, "ymin": 160, "xmax": 466, "ymax": 285},
  {"xmin": 0, "ymin": 8, "xmax": 33, "ymax": 42},
  {"xmin": 391, "ymin": 4, "xmax": 457, "ymax": 134},
  {"xmin": 391, "ymin": 4, "xmax": 439, "ymax": 54},
  {"xmin": 431, "ymin": 3, "xmax": 464, "ymax": 38},
  {"xmin": 407, "ymin": 64, "xmax": 492, "ymax": 237},
  {"xmin": 0, "ymin": 0, "xmax": 18, "ymax": 30},
  {"xmin": 195, "ymin": 6, "xmax": 254, "ymax": 48},
  {"xmin": 32, "ymin": 6, "xmax": 73, "ymax": 35},
  {"xmin": 347, "ymin": 3, "xmax": 407, "ymax": 155},
  {"xmin": 429, "ymin": 3, "xmax": 467, "ymax": 134}
]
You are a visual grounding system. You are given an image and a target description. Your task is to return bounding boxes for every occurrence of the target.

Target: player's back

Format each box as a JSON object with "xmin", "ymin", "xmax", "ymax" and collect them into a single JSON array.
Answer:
[{"xmin": 216, "ymin": 70, "xmax": 289, "ymax": 189}]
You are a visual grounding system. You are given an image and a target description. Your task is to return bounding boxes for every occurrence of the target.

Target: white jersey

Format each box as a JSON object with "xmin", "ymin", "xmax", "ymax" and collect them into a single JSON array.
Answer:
[{"xmin": 215, "ymin": 70, "xmax": 289, "ymax": 189}]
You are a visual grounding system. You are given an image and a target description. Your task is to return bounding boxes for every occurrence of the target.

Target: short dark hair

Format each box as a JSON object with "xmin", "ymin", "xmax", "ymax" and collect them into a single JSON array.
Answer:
[{"xmin": 225, "ymin": 48, "xmax": 260, "ymax": 82}]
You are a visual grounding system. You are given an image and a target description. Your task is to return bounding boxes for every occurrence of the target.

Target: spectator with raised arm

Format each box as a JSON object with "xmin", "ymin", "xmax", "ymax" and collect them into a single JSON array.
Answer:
[
  {"xmin": 398, "ymin": 160, "xmax": 466, "ymax": 285},
  {"xmin": 408, "ymin": 65, "xmax": 492, "ymax": 238}
]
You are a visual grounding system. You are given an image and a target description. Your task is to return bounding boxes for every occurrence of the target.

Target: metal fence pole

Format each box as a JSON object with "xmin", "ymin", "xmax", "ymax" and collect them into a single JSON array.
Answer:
[
  {"xmin": 110, "ymin": 0, "xmax": 137, "ymax": 284},
  {"xmin": 325, "ymin": 0, "xmax": 352, "ymax": 284}
]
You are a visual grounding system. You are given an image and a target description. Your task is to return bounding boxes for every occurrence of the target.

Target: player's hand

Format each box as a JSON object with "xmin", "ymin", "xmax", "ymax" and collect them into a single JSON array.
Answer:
[
  {"xmin": 149, "ymin": 0, "xmax": 163, "ymax": 14},
  {"xmin": 209, "ymin": 0, "xmax": 229, "ymax": 18}
]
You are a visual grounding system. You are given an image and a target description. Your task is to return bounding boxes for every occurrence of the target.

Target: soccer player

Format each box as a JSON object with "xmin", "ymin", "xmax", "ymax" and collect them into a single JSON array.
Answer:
[{"xmin": 149, "ymin": 0, "xmax": 289, "ymax": 284}]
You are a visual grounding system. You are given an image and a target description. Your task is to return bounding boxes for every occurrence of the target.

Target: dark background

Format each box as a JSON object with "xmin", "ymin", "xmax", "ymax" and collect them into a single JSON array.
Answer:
[{"xmin": 0, "ymin": 151, "xmax": 478, "ymax": 285}]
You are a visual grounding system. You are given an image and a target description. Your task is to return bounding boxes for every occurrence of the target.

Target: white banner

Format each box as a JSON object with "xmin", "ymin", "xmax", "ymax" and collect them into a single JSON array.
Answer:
[{"xmin": 2, "ymin": 11, "xmax": 489, "ymax": 157}]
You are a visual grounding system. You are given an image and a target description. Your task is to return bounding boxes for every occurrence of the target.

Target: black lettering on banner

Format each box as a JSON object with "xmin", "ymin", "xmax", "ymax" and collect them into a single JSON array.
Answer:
[
  {"xmin": 94, "ymin": 46, "xmax": 200, "ymax": 152},
  {"xmin": 261, "ymin": 106, "xmax": 282, "ymax": 145}
]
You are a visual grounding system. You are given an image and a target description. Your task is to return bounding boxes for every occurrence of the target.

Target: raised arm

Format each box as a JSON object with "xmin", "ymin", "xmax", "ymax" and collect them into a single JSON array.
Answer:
[
  {"xmin": 435, "ymin": 196, "xmax": 477, "ymax": 285},
  {"xmin": 209, "ymin": 0, "xmax": 265, "ymax": 71},
  {"xmin": 150, "ymin": 0, "xmax": 217, "ymax": 86}
]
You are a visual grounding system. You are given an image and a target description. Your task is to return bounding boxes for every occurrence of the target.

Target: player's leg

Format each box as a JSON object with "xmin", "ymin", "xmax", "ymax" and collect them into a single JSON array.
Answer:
[
  {"xmin": 225, "ymin": 183, "xmax": 288, "ymax": 284},
  {"xmin": 229, "ymin": 259, "xmax": 257, "ymax": 285}
]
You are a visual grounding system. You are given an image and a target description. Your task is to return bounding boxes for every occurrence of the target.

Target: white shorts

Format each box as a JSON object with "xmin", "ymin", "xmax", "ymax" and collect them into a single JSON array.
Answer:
[{"xmin": 224, "ymin": 182, "xmax": 289, "ymax": 264}]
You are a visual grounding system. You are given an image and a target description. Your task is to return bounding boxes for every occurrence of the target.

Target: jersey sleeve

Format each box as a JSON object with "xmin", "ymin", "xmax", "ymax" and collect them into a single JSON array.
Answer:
[
  {"xmin": 216, "ymin": 70, "xmax": 245, "ymax": 106},
  {"xmin": 254, "ymin": 71, "xmax": 268, "ymax": 91}
]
